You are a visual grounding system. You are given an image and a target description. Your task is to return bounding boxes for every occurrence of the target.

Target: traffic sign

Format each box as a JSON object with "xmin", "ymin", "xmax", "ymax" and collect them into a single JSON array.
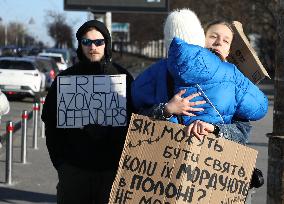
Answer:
[
  {"xmin": 112, "ymin": 23, "xmax": 129, "ymax": 32},
  {"xmin": 64, "ymin": 0, "xmax": 169, "ymax": 13}
]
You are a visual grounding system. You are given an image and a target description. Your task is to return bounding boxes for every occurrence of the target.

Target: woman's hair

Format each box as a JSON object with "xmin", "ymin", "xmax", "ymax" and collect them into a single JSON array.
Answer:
[{"xmin": 204, "ymin": 20, "xmax": 234, "ymax": 36}]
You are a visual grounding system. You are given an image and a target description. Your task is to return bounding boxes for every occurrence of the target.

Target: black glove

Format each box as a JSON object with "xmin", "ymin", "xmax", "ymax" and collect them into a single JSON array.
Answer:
[{"xmin": 250, "ymin": 168, "xmax": 264, "ymax": 188}]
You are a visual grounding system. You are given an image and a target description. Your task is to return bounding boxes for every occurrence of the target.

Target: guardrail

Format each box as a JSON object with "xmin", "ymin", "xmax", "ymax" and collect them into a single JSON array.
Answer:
[{"xmin": 113, "ymin": 40, "xmax": 167, "ymax": 59}]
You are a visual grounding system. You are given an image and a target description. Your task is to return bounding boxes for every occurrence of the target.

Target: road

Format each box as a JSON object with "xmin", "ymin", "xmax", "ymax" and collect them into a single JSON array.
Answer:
[{"xmin": 0, "ymin": 97, "xmax": 36, "ymax": 139}]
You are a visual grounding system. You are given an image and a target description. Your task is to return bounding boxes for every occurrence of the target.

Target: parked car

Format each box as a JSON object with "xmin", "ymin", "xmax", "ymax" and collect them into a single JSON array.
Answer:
[
  {"xmin": 1, "ymin": 45, "xmax": 19, "ymax": 56},
  {"xmin": 0, "ymin": 57, "xmax": 46, "ymax": 100},
  {"xmin": 43, "ymin": 48, "xmax": 73, "ymax": 67},
  {"xmin": 26, "ymin": 56, "xmax": 60, "ymax": 89},
  {"xmin": 18, "ymin": 47, "xmax": 42, "ymax": 56},
  {"xmin": 38, "ymin": 52, "xmax": 68, "ymax": 71}
]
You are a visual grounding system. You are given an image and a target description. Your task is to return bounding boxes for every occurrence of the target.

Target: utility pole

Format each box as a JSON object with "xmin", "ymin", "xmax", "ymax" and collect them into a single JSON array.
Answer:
[
  {"xmin": 105, "ymin": 12, "xmax": 112, "ymax": 37},
  {"xmin": 4, "ymin": 24, "xmax": 7, "ymax": 46},
  {"xmin": 267, "ymin": 0, "xmax": 284, "ymax": 203},
  {"xmin": 92, "ymin": 12, "xmax": 112, "ymax": 37},
  {"xmin": 0, "ymin": 17, "xmax": 8, "ymax": 46}
]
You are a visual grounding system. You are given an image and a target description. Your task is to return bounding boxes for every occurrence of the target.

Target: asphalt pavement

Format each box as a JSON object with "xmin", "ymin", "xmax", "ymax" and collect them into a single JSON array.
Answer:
[{"xmin": 0, "ymin": 79, "xmax": 274, "ymax": 204}]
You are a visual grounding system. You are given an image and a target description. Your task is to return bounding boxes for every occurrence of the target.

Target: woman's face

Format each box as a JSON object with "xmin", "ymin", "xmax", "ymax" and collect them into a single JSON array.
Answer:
[{"xmin": 205, "ymin": 24, "xmax": 233, "ymax": 60}]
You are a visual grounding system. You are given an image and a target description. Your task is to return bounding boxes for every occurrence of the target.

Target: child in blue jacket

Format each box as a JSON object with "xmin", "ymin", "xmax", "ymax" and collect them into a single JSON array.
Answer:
[
  {"xmin": 166, "ymin": 37, "xmax": 268, "ymax": 125},
  {"xmin": 132, "ymin": 10, "xmax": 268, "ymax": 127}
]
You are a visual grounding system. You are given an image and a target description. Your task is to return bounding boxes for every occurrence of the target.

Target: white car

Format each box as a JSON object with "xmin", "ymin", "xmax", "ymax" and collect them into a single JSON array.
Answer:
[
  {"xmin": 38, "ymin": 52, "xmax": 68, "ymax": 71},
  {"xmin": 0, "ymin": 57, "xmax": 46, "ymax": 99}
]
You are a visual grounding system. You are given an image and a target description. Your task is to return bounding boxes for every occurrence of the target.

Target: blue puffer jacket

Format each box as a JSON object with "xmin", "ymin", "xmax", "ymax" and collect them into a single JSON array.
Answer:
[
  {"xmin": 131, "ymin": 37, "xmax": 268, "ymax": 125},
  {"xmin": 131, "ymin": 60, "xmax": 196, "ymax": 124},
  {"xmin": 131, "ymin": 59, "xmax": 169, "ymax": 108}
]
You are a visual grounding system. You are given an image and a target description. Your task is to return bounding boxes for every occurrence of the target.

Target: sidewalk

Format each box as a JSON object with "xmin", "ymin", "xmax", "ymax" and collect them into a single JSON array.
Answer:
[
  {"xmin": 0, "ymin": 81, "xmax": 274, "ymax": 204},
  {"xmin": 0, "ymin": 119, "xmax": 57, "ymax": 204},
  {"xmin": 248, "ymin": 80, "xmax": 274, "ymax": 204}
]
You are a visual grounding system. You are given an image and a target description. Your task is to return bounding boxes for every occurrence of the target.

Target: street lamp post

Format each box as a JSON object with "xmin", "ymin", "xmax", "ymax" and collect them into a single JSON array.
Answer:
[
  {"xmin": 4, "ymin": 24, "xmax": 7, "ymax": 46},
  {"xmin": 0, "ymin": 17, "xmax": 8, "ymax": 46}
]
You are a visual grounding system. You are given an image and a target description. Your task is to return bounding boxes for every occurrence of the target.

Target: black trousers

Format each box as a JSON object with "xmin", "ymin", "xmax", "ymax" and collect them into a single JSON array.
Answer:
[{"xmin": 57, "ymin": 163, "xmax": 116, "ymax": 204}]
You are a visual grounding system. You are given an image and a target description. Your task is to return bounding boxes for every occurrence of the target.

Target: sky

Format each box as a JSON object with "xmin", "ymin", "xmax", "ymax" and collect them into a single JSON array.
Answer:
[{"xmin": 0, "ymin": 0, "xmax": 88, "ymax": 47}]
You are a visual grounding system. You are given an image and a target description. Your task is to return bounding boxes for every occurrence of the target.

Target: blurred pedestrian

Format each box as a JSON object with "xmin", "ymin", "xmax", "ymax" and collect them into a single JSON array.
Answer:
[
  {"xmin": 0, "ymin": 89, "xmax": 10, "ymax": 122},
  {"xmin": 0, "ymin": 89, "xmax": 10, "ymax": 148}
]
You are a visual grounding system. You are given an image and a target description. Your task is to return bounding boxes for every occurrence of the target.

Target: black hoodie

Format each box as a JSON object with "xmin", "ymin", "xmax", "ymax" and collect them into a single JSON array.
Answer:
[
  {"xmin": 76, "ymin": 19, "xmax": 112, "ymax": 64},
  {"xmin": 42, "ymin": 20, "xmax": 134, "ymax": 171}
]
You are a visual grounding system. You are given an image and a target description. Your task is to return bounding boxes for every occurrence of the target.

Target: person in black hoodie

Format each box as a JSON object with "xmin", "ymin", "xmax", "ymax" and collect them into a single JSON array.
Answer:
[{"xmin": 42, "ymin": 20, "xmax": 134, "ymax": 204}]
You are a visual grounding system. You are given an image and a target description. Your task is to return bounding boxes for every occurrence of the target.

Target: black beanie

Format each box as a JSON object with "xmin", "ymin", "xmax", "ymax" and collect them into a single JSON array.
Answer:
[{"xmin": 76, "ymin": 20, "xmax": 112, "ymax": 63}]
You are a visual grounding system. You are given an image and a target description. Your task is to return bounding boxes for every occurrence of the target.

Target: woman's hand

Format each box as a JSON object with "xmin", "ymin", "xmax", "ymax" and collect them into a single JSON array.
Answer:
[
  {"xmin": 185, "ymin": 120, "xmax": 215, "ymax": 140},
  {"xmin": 165, "ymin": 89, "xmax": 206, "ymax": 116}
]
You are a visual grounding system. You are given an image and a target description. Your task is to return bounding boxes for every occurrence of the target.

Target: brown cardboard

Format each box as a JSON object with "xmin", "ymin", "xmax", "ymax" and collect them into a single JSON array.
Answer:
[
  {"xmin": 109, "ymin": 114, "xmax": 258, "ymax": 204},
  {"xmin": 227, "ymin": 21, "xmax": 270, "ymax": 84}
]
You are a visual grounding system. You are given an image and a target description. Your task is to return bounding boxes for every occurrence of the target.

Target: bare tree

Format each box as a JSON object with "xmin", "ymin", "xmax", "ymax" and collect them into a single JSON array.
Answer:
[
  {"xmin": 0, "ymin": 19, "xmax": 38, "ymax": 47},
  {"xmin": 267, "ymin": 0, "xmax": 284, "ymax": 202},
  {"xmin": 8, "ymin": 22, "xmax": 26, "ymax": 47},
  {"xmin": 113, "ymin": 0, "xmax": 277, "ymax": 74},
  {"xmin": 46, "ymin": 11, "xmax": 73, "ymax": 48}
]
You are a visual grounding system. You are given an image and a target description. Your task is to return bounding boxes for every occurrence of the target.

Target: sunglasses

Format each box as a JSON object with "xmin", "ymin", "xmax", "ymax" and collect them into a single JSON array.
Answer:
[{"xmin": 81, "ymin": 38, "xmax": 105, "ymax": 47}]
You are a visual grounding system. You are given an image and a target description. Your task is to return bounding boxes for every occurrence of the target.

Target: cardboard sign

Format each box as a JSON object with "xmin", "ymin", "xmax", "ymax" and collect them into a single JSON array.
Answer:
[
  {"xmin": 109, "ymin": 114, "xmax": 258, "ymax": 204},
  {"xmin": 227, "ymin": 21, "xmax": 270, "ymax": 84},
  {"xmin": 57, "ymin": 74, "xmax": 126, "ymax": 128}
]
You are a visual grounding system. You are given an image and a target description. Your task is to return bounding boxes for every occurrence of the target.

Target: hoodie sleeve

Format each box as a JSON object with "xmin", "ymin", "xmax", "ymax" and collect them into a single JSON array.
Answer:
[
  {"xmin": 41, "ymin": 78, "xmax": 65, "ymax": 169},
  {"xmin": 216, "ymin": 118, "xmax": 252, "ymax": 144},
  {"xmin": 167, "ymin": 37, "xmax": 221, "ymax": 85}
]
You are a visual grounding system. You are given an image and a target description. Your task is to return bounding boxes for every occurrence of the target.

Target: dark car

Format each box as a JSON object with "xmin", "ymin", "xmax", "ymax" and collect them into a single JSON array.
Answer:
[
  {"xmin": 43, "ymin": 48, "xmax": 73, "ymax": 67},
  {"xmin": 26, "ymin": 56, "xmax": 60, "ymax": 89}
]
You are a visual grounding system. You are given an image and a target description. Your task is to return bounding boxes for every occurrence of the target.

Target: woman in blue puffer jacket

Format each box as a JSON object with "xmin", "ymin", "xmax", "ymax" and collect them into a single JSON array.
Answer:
[
  {"xmin": 131, "ymin": 37, "xmax": 268, "ymax": 126},
  {"xmin": 167, "ymin": 37, "xmax": 268, "ymax": 125},
  {"xmin": 131, "ymin": 9, "xmax": 265, "ymax": 146},
  {"xmin": 132, "ymin": 11, "xmax": 266, "ymax": 202}
]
